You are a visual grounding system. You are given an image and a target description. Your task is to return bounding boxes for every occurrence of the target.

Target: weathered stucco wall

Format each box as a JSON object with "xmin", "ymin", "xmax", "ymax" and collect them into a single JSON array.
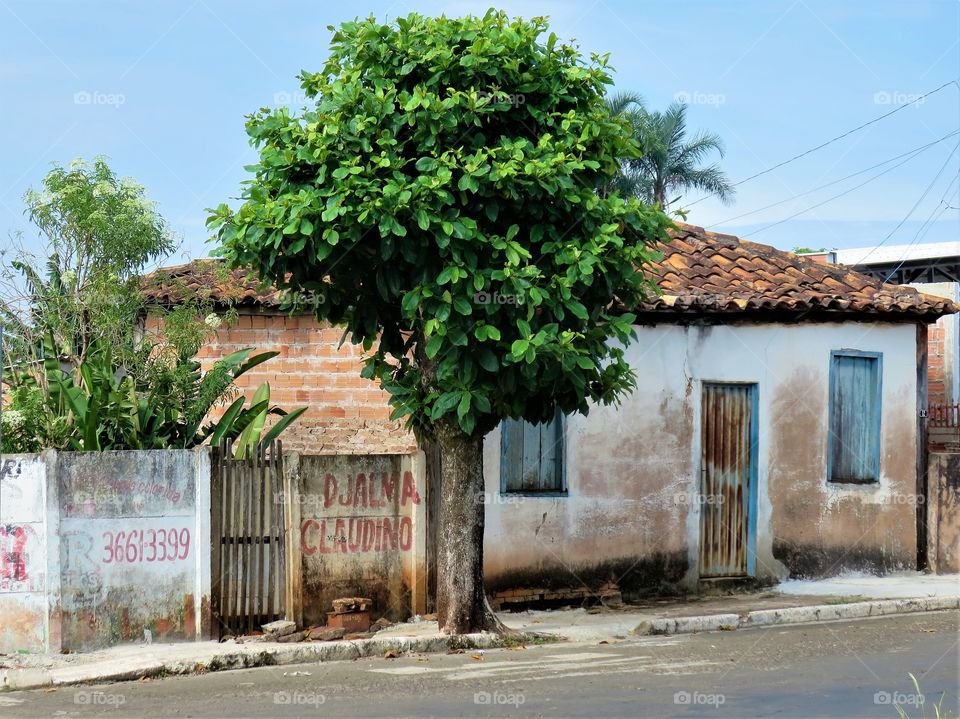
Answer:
[
  {"xmin": 290, "ymin": 453, "xmax": 426, "ymax": 625},
  {"xmin": 0, "ymin": 448, "xmax": 211, "ymax": 653},
  {"xmin": 483, "ymin": 321, "xmax": 921, "ymax": 595},
  {"xmin": 57, "ymin": 449, "xmax": 211, "ymax": 650},
  {"xmin": 927, "ymin": 453, "xmax": 960, "ymax": 573},
  {"xmin": 0, "ymin": 454, "xmax": 57, "ymax": 652}
]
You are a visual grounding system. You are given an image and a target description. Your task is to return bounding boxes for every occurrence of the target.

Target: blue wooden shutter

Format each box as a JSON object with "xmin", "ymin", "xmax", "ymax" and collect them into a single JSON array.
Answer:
[
  {"xmin": 829, "ymin": 352, "xmax": 882, "ymax": 483},
  {"xmin": 501, "ymin": 411, "xmax": 564, "ymax": 492}
]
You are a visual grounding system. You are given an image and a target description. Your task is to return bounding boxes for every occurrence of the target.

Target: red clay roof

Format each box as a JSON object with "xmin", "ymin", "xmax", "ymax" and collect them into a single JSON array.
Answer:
[
  {"xmin": 642, "ymin": 223, "xmax": 957, "ymax": 320},
  {"xmin": 144, "ymin": 223, "xmax": 958, "ymax": 321}
]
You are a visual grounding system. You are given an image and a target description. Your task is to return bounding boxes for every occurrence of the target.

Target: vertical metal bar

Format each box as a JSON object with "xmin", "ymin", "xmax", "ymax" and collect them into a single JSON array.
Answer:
[
  {"xmin": 265, "ymin": 441, "xmax": 276, "ymax": 622},
  {"xmin": 244, "ymin": 450, "xmax": 255, "ymax": 634}
]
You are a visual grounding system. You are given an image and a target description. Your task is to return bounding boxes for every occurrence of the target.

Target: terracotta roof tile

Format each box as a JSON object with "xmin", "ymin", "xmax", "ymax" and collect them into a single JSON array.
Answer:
[{"xmin": 143, "ymin": 223, "xmax": 959, "ymax": 321}]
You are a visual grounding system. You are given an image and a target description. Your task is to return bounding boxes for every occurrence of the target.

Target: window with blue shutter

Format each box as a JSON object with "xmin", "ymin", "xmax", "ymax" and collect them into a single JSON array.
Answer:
[
  {"xmin": 500, "ymin": 410, "xmax": 565, "ymax": 493},
  {"xmin": 828, "ymin": 350, "xmax": 882, "ymax": 484}
]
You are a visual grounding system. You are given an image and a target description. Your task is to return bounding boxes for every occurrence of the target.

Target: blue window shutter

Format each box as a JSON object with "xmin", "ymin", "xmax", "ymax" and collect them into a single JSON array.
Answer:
[
  {"xmin": 500, "ymin": 410, "xmax": 564, "ymax": 493},
  {"xmin": 829, "ymin": 352, "xmax": 882, "ymax": 483}
]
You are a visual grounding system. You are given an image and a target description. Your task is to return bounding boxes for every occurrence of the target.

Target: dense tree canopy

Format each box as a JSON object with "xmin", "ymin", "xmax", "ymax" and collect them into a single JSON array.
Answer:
[{"xmin": 210, "ymin": 11, "xmax": 673, "ymax": 445}]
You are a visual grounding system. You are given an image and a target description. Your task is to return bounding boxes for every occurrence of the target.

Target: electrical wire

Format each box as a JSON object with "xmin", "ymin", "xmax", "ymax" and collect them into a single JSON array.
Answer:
[
  {"xmin": 684, "ymin": 79, "xmax": 960, "ymax": 209},
  {"xmin": 707, "ymin": 130, "xmax": 959, "ymax": 228},
  {"xmin": 738, "ymin": 140, "xmax": 959, "ymax": 238}
]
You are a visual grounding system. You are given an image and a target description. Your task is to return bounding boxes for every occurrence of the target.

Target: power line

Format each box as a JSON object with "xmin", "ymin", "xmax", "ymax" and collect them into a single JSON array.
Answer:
[
  {"xmin": 879, "ymin": 173, "xmax": 960, "ymax": 283},
  {"xmin": 685, "ymin": 79, "xmax": 960, "ymax": 209},
  {"xmin": 739, "ymin": 140, "xmax": 959, "ymax": 238},
  {"xmin": 853, "ymin": 141, "xmax": 960, "ymax": 267},
  {"xmin": 708, "ymin": 130, "xmax": 959, "ymax": 227}
]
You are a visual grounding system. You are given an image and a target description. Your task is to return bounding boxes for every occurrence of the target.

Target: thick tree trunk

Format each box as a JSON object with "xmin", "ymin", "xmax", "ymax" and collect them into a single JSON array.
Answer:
[{"xmin": 434, "ymin": 424, "xmax": 507, "ymax": 634}]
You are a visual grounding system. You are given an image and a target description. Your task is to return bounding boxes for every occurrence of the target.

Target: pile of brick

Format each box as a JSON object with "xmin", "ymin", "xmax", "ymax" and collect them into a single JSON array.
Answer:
[{"xmin": 249, "ymin": 597, "xmax": 391, "ymax": 643}]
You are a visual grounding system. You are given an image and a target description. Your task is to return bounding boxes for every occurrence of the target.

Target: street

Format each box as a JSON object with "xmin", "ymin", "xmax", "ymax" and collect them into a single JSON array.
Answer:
[{"xmin": 1, "ymin": 612, "xmax": 956, "ymax": 718}]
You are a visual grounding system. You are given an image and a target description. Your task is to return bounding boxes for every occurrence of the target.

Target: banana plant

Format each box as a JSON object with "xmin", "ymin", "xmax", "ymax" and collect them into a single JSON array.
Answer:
[{"xmin": 35, "ymin": 335, "xmax": 306, "ymax": 451}]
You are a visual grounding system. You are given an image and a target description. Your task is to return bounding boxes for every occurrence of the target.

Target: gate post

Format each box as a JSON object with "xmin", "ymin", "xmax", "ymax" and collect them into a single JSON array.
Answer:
[{"xmin": 282, "ymin": 450, "xmax": 303, "ymax": 627}]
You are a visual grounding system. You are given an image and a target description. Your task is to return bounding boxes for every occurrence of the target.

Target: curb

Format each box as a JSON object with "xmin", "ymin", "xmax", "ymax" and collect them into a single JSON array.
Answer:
[
  {"xmin": 632, "ymin": 596, "xmax": 960, "ymax": 636},
  {"xmin": 0, "ymin": 632, "xmax": 508, "ymax": 693}
]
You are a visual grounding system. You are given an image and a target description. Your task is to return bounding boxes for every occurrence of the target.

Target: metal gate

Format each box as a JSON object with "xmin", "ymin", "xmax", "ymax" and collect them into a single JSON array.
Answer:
[
  {"xmin": 211, "ymin": 438, "xmax": 288, "ymax": 637},
  {"xmin": 699, "ymin": 383, "xmax": 758, "ymax": 578}
]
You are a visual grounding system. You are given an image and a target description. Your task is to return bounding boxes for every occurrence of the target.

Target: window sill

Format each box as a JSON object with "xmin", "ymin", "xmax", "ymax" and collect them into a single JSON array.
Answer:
[{"xmin": 501, "ymin": 491, "xmax": 568, "ymax": 498}]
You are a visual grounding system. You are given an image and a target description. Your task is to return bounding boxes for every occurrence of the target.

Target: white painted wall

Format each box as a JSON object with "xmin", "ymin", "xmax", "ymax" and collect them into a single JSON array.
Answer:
[
  {"xmin": 0, "ymin": 455, "xmax": 51, "ymax": 651},
  {"xmin": 482, "ymin": 321, "xmax": 920, "ymax": 591}
]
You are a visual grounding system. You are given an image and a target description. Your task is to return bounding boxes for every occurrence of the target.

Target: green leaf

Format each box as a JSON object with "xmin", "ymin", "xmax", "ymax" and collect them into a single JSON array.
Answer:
[
  {"xmin": 457, "ymin": 392, "xmax": 471, "ymax": 419},
  {"xmin": 568, "ymin": 301, "xmax": 589, "ymax": 320},
  {"xmin": 415, "ymin": 209, "xmax": 430, "ymax": 230},
  {"xmin": 477, "ymin": 348, "xmax": 498, "ymax": 372},
  {"xmin": 425, "ymin": 334, "xmax": 443, "ymax": 359},
  {"xmin": 453, "ymin": 296, "xmax": 472, "ymax": 315}
]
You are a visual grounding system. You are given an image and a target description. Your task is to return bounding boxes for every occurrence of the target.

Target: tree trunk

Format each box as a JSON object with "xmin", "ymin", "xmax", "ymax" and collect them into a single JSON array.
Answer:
[{"xmin": 434, "ymin": 424, "xmax": 506, "ymax": 634}]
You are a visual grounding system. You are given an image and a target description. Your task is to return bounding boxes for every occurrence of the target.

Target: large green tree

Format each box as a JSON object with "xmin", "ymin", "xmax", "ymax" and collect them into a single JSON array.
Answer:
[{"xmin": 210, "ymin": 11, "xmax": 672, "ymax": 633}]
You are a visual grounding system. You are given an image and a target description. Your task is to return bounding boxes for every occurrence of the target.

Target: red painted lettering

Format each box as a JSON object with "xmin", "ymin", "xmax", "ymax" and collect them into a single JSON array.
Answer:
[
  {"xmin": 323, "ymin": 474, "xmax": 338, "ymax": 509},
  {"xmin": 300, "ymin": 519, "xmax": 320, "ymax": 556},
  {"xmin": 401, "ymin": 471, "xmax": 421, "ymax": 506}
]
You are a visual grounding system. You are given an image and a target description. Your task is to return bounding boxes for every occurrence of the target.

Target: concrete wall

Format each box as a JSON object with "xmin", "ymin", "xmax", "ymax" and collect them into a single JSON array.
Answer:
[
  {"xmin": 289, "ymin": 453, "xmax": 427, "ymax": 625},
  {"xmin": 927, "ymin": 453, "xmax": 960, "ymax": 574},
  {"xmin": 0, "ymin": 454, "xmax": 58, "ymax": 652},
  {"xmin": 482, "ymin": 321, "xmax": 921, "ymax": 595},
  {"xmin": 0, "ymin": 448, "xmax": 211, "ymax": 653}
]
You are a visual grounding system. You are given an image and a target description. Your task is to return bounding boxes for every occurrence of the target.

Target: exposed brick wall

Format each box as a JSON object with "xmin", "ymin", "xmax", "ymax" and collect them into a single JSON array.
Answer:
[
  {"xmin": 145, "ymin": 311, "xmax": 417, "ymax": 455},
  {"xmin": 928, "ymin": 319, "xmax": 947, "ymax": 407}
]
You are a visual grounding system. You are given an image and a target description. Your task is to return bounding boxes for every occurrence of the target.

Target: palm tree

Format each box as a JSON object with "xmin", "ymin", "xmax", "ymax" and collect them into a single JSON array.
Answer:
[{"xmin": 609, "ymin": 98, "xmax": 735, "ymax": 209}]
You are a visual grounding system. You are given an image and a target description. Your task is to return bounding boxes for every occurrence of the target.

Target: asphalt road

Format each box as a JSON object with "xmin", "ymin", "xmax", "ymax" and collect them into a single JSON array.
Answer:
[{"xmin": 1, "ymin": 612, "xmax": 957, "ymax": 719}]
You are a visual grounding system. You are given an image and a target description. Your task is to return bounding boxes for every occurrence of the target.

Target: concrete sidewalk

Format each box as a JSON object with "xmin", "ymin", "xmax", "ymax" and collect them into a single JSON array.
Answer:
[{"xmin": 2, "ymin": 572, "xmax": 956, "ymax": 693}]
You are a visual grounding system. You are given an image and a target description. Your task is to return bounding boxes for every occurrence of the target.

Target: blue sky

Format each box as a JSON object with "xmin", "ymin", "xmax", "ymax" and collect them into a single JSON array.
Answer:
[{"xmin": 1, "ymin": 0, "xmax": 957, "ymax": 265}]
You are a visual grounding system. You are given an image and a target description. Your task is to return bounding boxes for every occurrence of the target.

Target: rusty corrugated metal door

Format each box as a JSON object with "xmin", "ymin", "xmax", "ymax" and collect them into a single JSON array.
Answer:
[{"xmin": 699, "ymin": 383, "xmax": 756, "ymax": 578}]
